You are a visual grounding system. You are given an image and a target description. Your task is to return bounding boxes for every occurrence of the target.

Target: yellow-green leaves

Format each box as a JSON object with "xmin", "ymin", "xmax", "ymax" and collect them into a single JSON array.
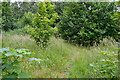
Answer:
[{"xmin": 27, "ymin": 2, "xmax": 58, "ymax": 48}]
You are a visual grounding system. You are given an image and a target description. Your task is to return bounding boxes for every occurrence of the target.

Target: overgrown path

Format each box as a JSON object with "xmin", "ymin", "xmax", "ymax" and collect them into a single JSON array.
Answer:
[
  {"xmin": 2, "ymin": 34, "xmax": 113, "ymax": 78},
  {"xmin": 58, "ymin": 52, "xmax": 80, "ymax": 77}
]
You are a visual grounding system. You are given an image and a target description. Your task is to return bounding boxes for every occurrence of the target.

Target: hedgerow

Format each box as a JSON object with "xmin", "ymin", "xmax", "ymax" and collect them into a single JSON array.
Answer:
[{"xmin": 58, "ymin": 2, "xmax": 119, "ymax": 46}]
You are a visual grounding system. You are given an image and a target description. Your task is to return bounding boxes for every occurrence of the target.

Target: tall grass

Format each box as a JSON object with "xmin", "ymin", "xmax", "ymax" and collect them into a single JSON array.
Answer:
[
  {"xmin": 0, "ymin": 34, "xmax": 2, "ymax": 48},
  {"xmin": 1, "ymin": 34, "xmax": 116, "ymax": 78}
]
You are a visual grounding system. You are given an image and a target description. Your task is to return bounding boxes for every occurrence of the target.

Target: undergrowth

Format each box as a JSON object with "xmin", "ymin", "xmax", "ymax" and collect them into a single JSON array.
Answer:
[{"xmin": 1, "ymin": 34, "xmax": 117, "ymax": 78}]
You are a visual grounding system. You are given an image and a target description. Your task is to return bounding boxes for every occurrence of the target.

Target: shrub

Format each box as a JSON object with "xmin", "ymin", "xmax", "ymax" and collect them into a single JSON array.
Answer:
[
  {"xmin": 15, "ymin": 12, "xmax": 34, "ymax": 29},
  {"xmin": 90, "ymin": 43, "xmax": 119, "ymax": 78},
  {"xmin": 5, "ymin": 28, "xmax": 26, "ymax": 35},
  {"xmin": 26, "ymin": 2, "xmax": 58, "ymax": 48},
  {"xmin": 52, "ymin": 27, "xmax": 59, "ymax": 38},
  {"xmin": 1, "ymin": 2, "xmax": 14, "ymax": 31},
  {"xmin": 0, "ymin": 48, "xmax": 41, "ymax": 78},
  {"xmin": 58, "ymin": 2, "xmax": 119, "ymax": 46}
]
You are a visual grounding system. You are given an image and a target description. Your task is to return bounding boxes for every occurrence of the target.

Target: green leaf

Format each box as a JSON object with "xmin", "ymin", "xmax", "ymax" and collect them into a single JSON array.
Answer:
[
  {"xmin": 3, "ymin": 64, "xmax": 13, "ymax": 69},
  {"xmin": 16, "ymin": 54, "xmax": 22, "ymax": 57},
  {"xmin": 5, "ymin": 52, "xmax": 22, "ymax": 57},
  {"xmin": 16, "ymin": 49, "xmax": 32, "ymax": 55},
  {"xmin": 89, "ymin": 64, "xmax": 94, "ymax": 67},
  {"xmin": 0, "ymin": 48, "xmax": 10, "ymax": 52},
  {"xmin": 24, "ymin": 52, "xmax": 31, "ymax": 54},
  {"xmin": 28, "ymin": 58, "xmax": 42, "ymax": 63},
  {"xmin": 3, "ymin": 74, "xmax": 17, "ymax": 78},
  {"xmin": 3, "ymin": 64, "xmax": 21, "ymax": 73},
  {"xmin": 98, "ymin": 51, "xmax": 107, "ymax": 54},
  {"xmin": 16, "ymin": 49, "xmax": 26, "ymax": 53},
  {"xmin": 5, "ymin": 52, "xmax": 17, "ymax": 56},
  {"xmin": 100, "ymin": 59, "xmax": 110, "ymax": 62},
  {"xmin": 18, "ymin": 72, "xmax": 30, "ymax": 78},
  {"xmin": 13, "ymin": 66, "xmax": 21, "ymax": 73}
]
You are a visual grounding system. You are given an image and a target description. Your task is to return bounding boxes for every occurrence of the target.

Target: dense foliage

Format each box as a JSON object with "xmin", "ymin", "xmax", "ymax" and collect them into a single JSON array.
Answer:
[
  {"xmin": 26, "ymin": 2, "xmax": 58, "ymax": 47},
  {"xmin": 1, "ymin": 2, "xmax": 37, "ymax": 32},
  {"xmin": 1, "ymin": 2, "xmax": 14, "ymax": 31},
  {"xmin": 12, "ymin": 2, "xmax": 37, "ymax": 29},
  {"xmin": 0, "ymin": 1, "xmax": 119, "ymax": 78},
  {"xmin": 0, "ymin": 48, "xmax": 41, "ymax": 78},
  {"xmin": 16, "ymin": 12, "xmax": 34, "ymax": 29},
  {"xmin": 90, "ymin": 43, "xmax": 119, "ymax": 78},
  {"xmin": 115, "ymin": 1, "xmax": 120, "ymax": 36},
  {"xmin": 0, "ymin": 3, "xmax": 2, "ymax": 31},
  {"xmin": 58, "ymin": 2, "xmax": 119, "ymax": 46}
]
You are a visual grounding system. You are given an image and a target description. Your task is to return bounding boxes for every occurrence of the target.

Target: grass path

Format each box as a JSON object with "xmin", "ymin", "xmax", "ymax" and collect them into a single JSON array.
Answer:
[
  {"xmin": 1, "ymin": 34, "xmax": 115, "ymax": 78},
  {"xmin": 58, "ymin": 51, "xmax": 80, "ymax": 77}
]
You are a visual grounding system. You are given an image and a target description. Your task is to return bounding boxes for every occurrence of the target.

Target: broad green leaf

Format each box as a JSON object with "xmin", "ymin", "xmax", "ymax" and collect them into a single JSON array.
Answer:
[
  {"xmin": 89, "ymin": 64, "xmax": 94, "ymax": 67},
  {"xmin": 28, "ymin": 58, "xmax": 42, "ymax": 63},
  {"xmin": 16, "ymin": 54, "xmax": 22, "ymax": 57},
  {"xmin": 3, "ymin": 74, "xmax": 17, "ymax": 78},
  {"xmin": 16, "ymin": 50, "xmax": 26, "ymax": 53},
  {"xmin": 16, "ymin": 49, "xmax": 32, "ymax": 55},
  {"xmin": 5, "ymin": 52, "xmax": 22, "ymax": 57},
  {"xmin": 5, "ymin": 52, "xmax": 17, "ymax": 56},
  {"xmin": 24, "ymin": 52, "xmax": 31, "ymax": 54},
  {"xmin": 100, "ymin": 59, "xmax": 110, "ymax": 62},
  {"xmin": 3, "ymin": 64, "xmax": 21, "ymax": 73},
  {"xmin": 98, "ymin": 51, "xmax": 107, "ymax": 54},
  {"xmin": 0, "ymin": 48, "xmax": 10, "ymax": 52},
  {"xmin": 18, "ymin": 72, "xmax": 30, "ymax": 78}
]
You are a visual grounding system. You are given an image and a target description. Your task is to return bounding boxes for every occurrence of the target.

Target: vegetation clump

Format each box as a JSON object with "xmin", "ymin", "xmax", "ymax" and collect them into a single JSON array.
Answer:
[
  {"xmin": 0, "ymin": 1, "xmax": 119, "ymax": 78},
  {"xmin": 58, "ymin": 2, "xmax": 119, "ymax": 46},
  {"xmin": 0, "ymin": 48, "xmax": 41, "ymax": 78},
  {"xmin": 90, "ymin": 45, "xmax": 119, "ymax": 78},
  {"xmin": 26, "ymin": 2, "xmax": 58, "ymax": 48}
]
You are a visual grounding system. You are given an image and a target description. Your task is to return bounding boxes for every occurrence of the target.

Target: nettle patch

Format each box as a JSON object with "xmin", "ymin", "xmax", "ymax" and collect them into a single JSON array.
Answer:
[
  {"xmin": 90, "ymin": 43, "xmax": 119, "ymax": 78},
  {"xmin": 0, "ymin": 48, "xmax": 41, "ymax": 78}
]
